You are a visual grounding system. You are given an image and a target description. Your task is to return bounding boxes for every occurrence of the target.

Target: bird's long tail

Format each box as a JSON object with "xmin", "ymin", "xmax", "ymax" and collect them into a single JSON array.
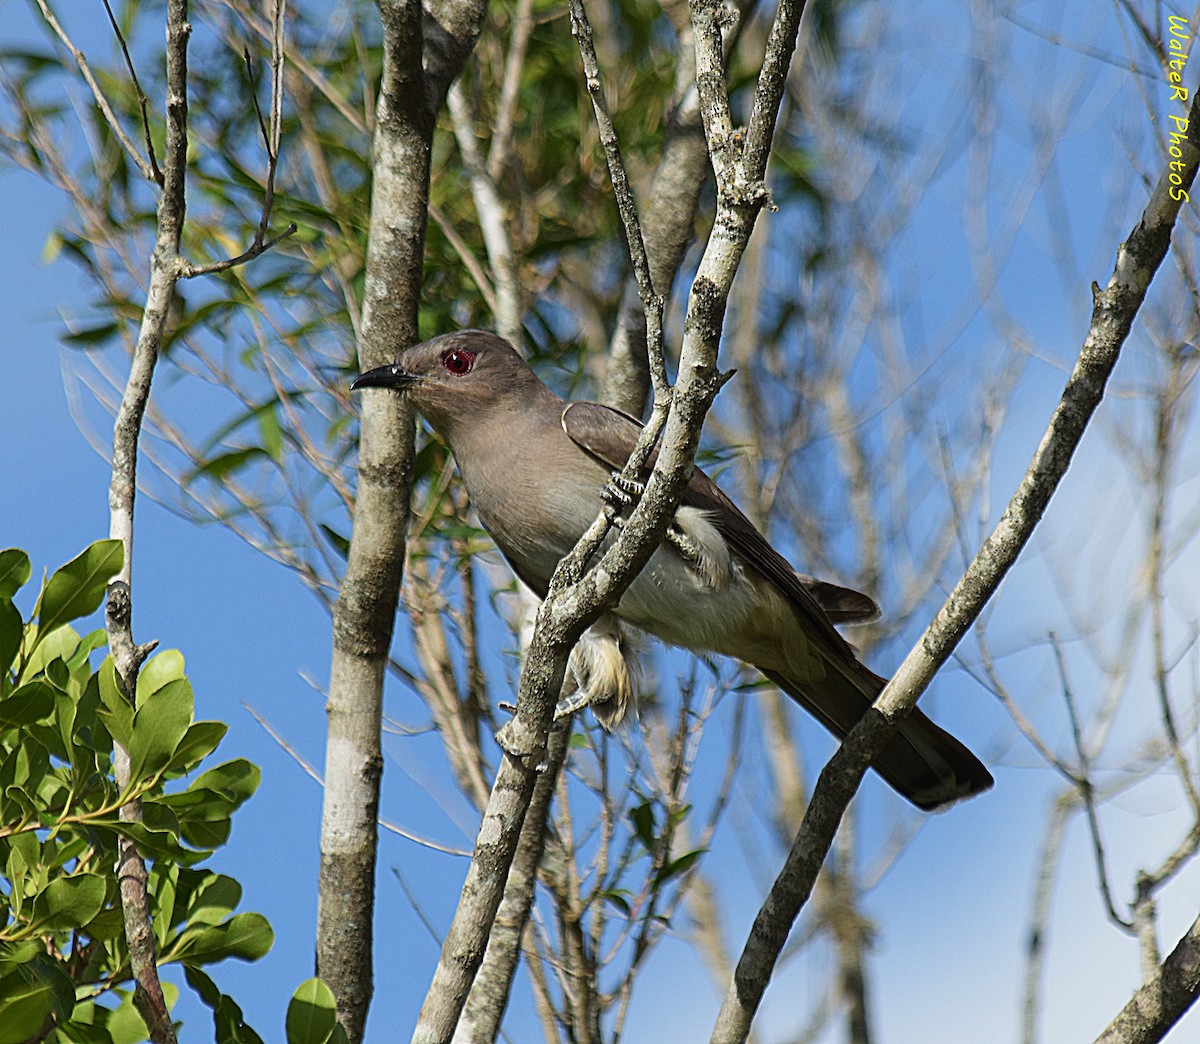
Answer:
[{"xmin": 760, "ymin": 660, "xmax": 993, "ymax": 811}]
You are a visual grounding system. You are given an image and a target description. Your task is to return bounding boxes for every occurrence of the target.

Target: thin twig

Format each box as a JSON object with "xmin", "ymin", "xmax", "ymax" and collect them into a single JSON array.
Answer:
[
  {"xmin": 99, "ymin": 0, "xmax": 163, "ymax": 184},
  {"xmin": 179, "ymin": 0, "xmax": 295, "ymax": 279},
  {"xmin": 34, "ymin": 0, "xmax": 161, "ymax": 184},
  {"xmin": 1051, "ymin": 633, "xmax": 1133, "ymax": 932},
  {"xmin": 244, "ymin": 703, "xmax": 472, "ymax": 857},
  {"xmin": 567, "ymin": 0, "xmax": 667, "ymax": 398}
]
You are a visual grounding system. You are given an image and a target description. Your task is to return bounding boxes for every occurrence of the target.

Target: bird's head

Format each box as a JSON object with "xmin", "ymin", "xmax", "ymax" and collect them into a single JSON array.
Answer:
[{"xmin": 352, "ymin": 330, "xmax": 547, "ymax": 445}]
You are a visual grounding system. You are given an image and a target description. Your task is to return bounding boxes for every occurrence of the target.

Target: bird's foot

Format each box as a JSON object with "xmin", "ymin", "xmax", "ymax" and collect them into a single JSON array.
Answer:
[
  {"xmin": 665, "ymin": 523, "xmax": 705, "ymax": 568},
  {"xmin": 554, "ymin": 689, "xmax": 591, "ymax": 719},
  {"xmin": 601, "ymin": 471, "xmax": 645, "ymax": 523}
]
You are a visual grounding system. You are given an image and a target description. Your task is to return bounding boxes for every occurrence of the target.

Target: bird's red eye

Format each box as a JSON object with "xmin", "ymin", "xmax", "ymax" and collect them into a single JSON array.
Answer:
[{"xmin": 441, "ymin": 349, "xmax": 476, "ymax": 376}]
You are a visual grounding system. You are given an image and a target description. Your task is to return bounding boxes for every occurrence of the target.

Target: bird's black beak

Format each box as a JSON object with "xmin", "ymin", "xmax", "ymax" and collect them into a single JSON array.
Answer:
[{"xmin": 351, "ymin": 363, "xmax": 421, "ymax": 392}]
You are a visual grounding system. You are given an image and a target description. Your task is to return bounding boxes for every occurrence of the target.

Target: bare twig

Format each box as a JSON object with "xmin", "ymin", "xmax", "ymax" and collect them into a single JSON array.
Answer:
[
  {"xmin": 179, "ymin": 1, "xmax": 296, "ymax": 277},
  {"xmin": 568, "ymin": 0, "xmax": 667, "ymax": 400},
  {"xmin": 34, "ymin": 0, "xmax": 162, "ymax": 184},
  {"xmin": 1052, "ymin": 633, "xmax": 1133, "ymax": 932},
  {"xmin": 99, "ymin": 0, "xmax": 164, "ymax": 184}
]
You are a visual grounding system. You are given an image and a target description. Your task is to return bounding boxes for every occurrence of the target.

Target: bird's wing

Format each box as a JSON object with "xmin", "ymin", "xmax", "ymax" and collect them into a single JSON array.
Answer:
[{"xmin": 559, "ymin": 401, "xmax": 877, "ymax": 652}]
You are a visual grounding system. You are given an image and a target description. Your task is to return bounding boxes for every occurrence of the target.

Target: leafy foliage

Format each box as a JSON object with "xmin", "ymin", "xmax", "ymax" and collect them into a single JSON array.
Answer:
[{"xmin": 0, "ymin": 543, "xmax": 272, "ymax": 1041}]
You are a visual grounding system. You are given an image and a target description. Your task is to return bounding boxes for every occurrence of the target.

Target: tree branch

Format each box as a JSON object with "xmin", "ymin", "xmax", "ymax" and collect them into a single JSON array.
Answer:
[
  {"xmin": 102, "ymin": 2, "xmax": 193, "ymax": 1040},
  {"xmin": 317, "ymin": 0, "xmax": 486, "ymax": 1037},
  {"xmin": 710, "ymin": 84, "xmax": 1200, "ymax": 1044},
  {"xmin": 1094, "ymin": 912, "xmax": 1200, "ymax": 1044}
]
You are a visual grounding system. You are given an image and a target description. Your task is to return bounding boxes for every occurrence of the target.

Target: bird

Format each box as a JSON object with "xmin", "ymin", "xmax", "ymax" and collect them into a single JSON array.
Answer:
[{"xmin": 352, "ymin": 329, "xmax": 993, "ymax": 810}]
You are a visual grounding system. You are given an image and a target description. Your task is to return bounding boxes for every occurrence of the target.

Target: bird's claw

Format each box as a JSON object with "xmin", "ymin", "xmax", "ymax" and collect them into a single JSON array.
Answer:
[
  {"xmin": 601, "ymin": 471, "xmax": 644, "ymax": 508},
  {"xmin": 555, "ymin": 689, "xmax": 590, "ymax": 720},
  {"xmin": 665, "ymin": 523, "xmax": 704, "ymax": 568}
]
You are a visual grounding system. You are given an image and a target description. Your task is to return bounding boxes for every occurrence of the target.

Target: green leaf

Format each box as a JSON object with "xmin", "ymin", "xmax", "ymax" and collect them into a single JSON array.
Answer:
[
  {"xmin": 601, "ymin": 889, "xmax": 633, "ymax": 916},
  {"xmin": 181, "ymin": 815, "xmax": 231, "ymax": 850},
  {"xmin": 140, "ymin": 800, "xmax": 182, "ymax": 837},
  {"xmin": 136, "ymin": 649, "xmax": 186, "ymax": 704},
  {"xmin": 259, "ymin": 408, "xmax": 283, "ymax": 461},
  {"xmin": 0, "ymin": 679, "xmax": 56, "ymax": 727},
  {"xmin": 37, "ymin": 541, "xmax": 123, "ymax": 637},
  {"xmin": 318, "ymin": 525, "xmax": 350, "ymax": 560},
  {"xmin": 128, "ymin": 677, "xmax": 193, "ymax": 782},
  {"xmin": 31, "ymin": 873, "xmax": 107, "ymax": 931},
  {"xmin": 180, "ymin": 912, "xmax": 274, "ymax": 964},
  {"xmin": 82, "ymin": 904, "xmax": 125, "ymax": 942},
  {"xmin": 103, "ymin": 990, "xmax": 153, "ymax": 1044},
  {"xmin": 0, "ymin": 599, "xmax": 21, "ymax": 678},
  {"xmin": 21, "ymin": 624, "xmax": 81, "ymax": 684},
  {"xmin": 185, "ymin": 447, "xmax": 270, "ymax": 485},
  {"xmin": 286, "ymin": 978, "xmax": 341, "ymax": 1044},
  {"xmin": 191, "ymin": 758, "xmax": 260, "ymax": 807},
  {"xmin": 629, "ymin": 801, "xmax": 657, "ymax": 850},
  {"xmin": 180, "ymin": 872, "xmax": 242, "ymax": 928},
  {"xmin": 166, "ymin": 720, "xmax": 228, "ymax": 774},
  {"xmin": 0, "ymin": 549, "xmax": 31, "ymax": 599},
  {"xmin": 102, "ymin": 819, "xmax": 208, "ymax": 865},
  {"xmin": 655, "ymin": 848, "xmax": 707, "ymax": 886},
  {"xmin": 64, "ymin": 628, "xmax": 108, "ymax": 672},
  {"xmin": 183, "ymin": 966, "xmax": 265, "ymax": 1044},
  {"xmin": 97, "ymin": 657, "xmax": 132, "ymax": 750},
  {"xmin": 5, "ymin": 832, "xmax": 42, "ymax": 903},
  {"xmin": 62, "ymin": 321, "xmax": 121, "ymax": 347},
  {"xmin": 0, "ymin": 958, "xmax": 74, "ymax": 1044},
  {"xmin": 45, "ymin": 657, "xmax": 69, "ymax": 691}
]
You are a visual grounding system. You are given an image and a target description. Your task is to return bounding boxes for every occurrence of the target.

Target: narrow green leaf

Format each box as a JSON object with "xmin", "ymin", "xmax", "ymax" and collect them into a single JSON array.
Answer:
[
  {"xmin": 259, "ymin": 408, "xmax": 283, "ymax": 461},
  {"xmin": 286, "ymin": 978, "xmax": 339, "ymax": 1044},
  {"xmin": 37, "ymin": 541, "xmax": 123, "ymax": 637},
  {"xmin": 318, "ymin": 525, "xmax": 350, "ymax": 560},
  {"xmin": 0, "ymin": 550, "xmax": 31, "ymax": 599},
  {"xmin": 655, "ymin": 848, "xmax": 707, "ymax": 886},
  {"xmin": 601, "ymin": 890, "xmax": 633, "ymax": 916},
  {"xmin": 62, "ymin": 321, "xmax": 121, "ymax": 347},
  {"xmin": 185, "ymin": 447, "xmax": 270, "ymax": 485}
]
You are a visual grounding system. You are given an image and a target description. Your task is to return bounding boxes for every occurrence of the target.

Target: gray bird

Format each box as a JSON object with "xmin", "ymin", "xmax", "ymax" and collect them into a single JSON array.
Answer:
[{"xmin": 353, "ymin": 330, "xmax": 993, "ymax": 810}]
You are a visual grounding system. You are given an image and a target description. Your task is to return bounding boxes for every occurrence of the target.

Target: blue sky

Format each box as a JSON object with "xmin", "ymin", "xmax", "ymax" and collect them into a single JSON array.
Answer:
[{"xmin": 5, "ymin": 1, "xmax": 1200, "ymax": 1042}]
